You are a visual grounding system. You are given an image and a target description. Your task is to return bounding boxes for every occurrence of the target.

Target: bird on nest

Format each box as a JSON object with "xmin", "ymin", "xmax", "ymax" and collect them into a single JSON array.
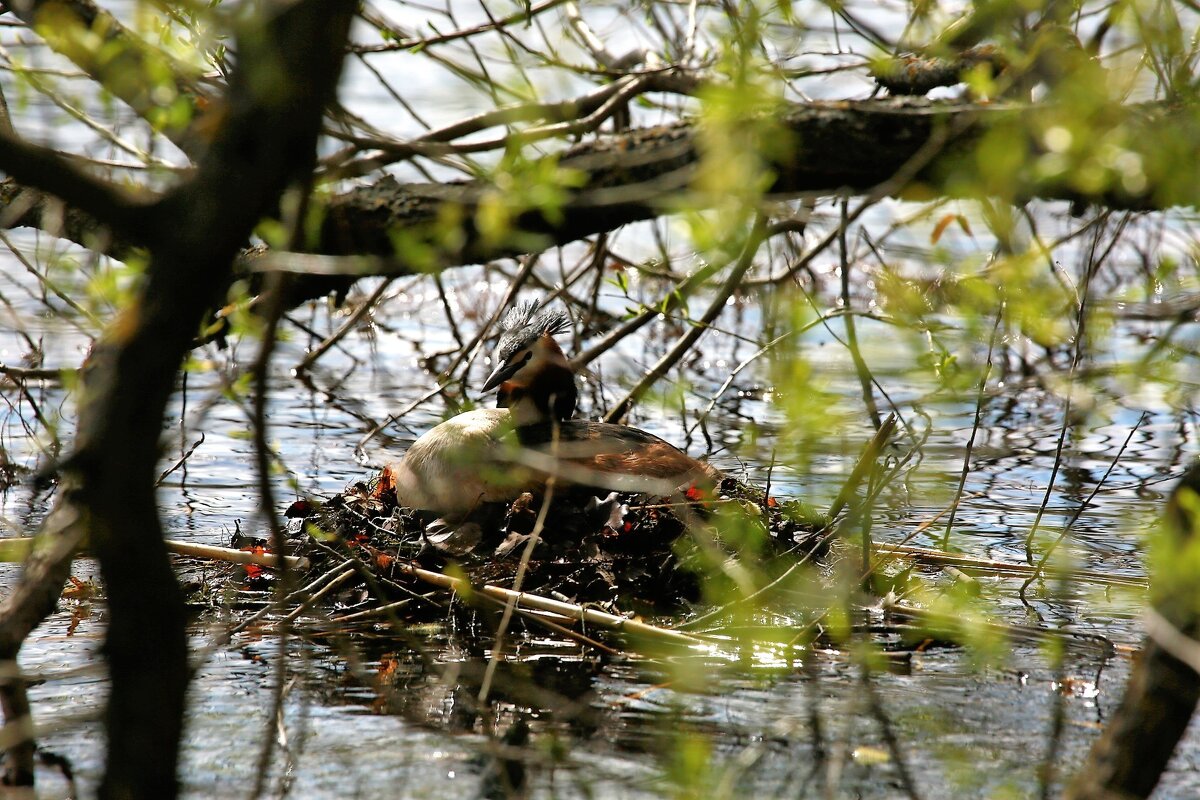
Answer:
[{"xmin": 385, "ymin": 299, "xmax": 718, "ymax": 519}]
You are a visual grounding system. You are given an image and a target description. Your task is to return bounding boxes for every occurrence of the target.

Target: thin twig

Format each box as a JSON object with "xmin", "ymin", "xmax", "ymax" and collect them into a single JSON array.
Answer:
[
  {"xmin": 838, "ymin": 199, "xmax": 882, "ymax": 429},
  {"xmin": 475, "ymin": 591, "xmax": 619, "ymax": 656},
  {"xmin": 0, "ymin": 364, "xmax": 74, "ymax": 382},
  {"xmin": 280, "ymin": 569, "xmax": 358, "ymax": 625},
  {"xmin": 0, "ymin": 537, "xmax": 309, "ymax": 570},
  {"xmin": 885, "ymin": 602, "xmax": 1115, "ymax": 655},
  {"xmin": 1022, "ymin": 225, "xmax": 1101, "ymax": 566},
  {"xmin": 873, "ymin": 543, "xmax": 1144, "ymax": 588},
  {"xmin": 1020, "ymin": 412, "xmax": 1150, "ymax": 593},
  {"xmin": 155, "ymin": 434, "xmax": 205, "ymax": 487},
  {"xmin": 941, "ymin": 302, "xmax": 1004, "ymax": 548},
  {"xmin": 248, "ymin": 272, "xmax": 291, "ymax": 800},
  {"xmin": 605, "ymin": 212, "xmax": 769, "ymax": 422},
  {"xmin": 295, "ymin": 278, "xmax": 394, "ymax": 373},
  {"xmin": 480, "ymin": 466, "xmax": 558, "ymax": 704}
]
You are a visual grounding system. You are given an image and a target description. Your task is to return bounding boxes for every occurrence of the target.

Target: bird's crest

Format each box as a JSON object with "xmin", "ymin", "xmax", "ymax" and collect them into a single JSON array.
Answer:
[{"xmin": 496, "ymin": 299, "xmax": 570, "ymax": 361}]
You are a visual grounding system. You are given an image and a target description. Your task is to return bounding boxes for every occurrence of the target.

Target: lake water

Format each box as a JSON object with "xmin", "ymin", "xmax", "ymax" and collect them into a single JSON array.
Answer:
[{"xmin": 3, "ymin": 253, "xmax": 1194, "ymax": 798}]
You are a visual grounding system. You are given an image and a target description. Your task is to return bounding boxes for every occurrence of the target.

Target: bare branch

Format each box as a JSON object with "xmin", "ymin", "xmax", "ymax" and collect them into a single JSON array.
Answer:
[
  {"xmin": 0, "ymin": 129, "xmax": 162, "ymax": 245},
  {"xmin": 7, "ymin": 0, "xmax": 212, "ymax": 155}
]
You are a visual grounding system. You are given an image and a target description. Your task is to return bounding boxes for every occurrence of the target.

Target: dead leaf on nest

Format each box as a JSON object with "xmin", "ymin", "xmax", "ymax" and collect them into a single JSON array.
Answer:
[{"xmin": 422, "ymin": 520, "xmax": 484, "ymax": 558}]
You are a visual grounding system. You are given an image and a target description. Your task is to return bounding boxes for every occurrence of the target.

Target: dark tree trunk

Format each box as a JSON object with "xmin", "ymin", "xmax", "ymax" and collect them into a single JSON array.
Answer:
[
  {"xmin": 1065, "ymin": 466, "xmax": 1200, "ymax": 800},
  {"xmin": 0, "ymin": 2, "xmax": 356, "ymax": 797}
]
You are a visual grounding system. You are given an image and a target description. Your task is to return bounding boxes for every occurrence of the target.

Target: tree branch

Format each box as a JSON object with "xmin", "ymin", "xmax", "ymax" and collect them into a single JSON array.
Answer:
[
  {"xmin": 1, "ymin": 96, "xmax": 1193, "ymax": 292},
  {"xmin": 0, "ymin": 1, "xmax": 357, "ymax": 797},
  {"xmin": 302, "ymin": 98, "xmax": 1187, "ymax": 278},
  {"xmin": 0, "ymin": 130, "xmax": 162, "ymax": 246},
  {"xmin": 7, "ymin": 0, "xmax": 212, "ymax": 156}
]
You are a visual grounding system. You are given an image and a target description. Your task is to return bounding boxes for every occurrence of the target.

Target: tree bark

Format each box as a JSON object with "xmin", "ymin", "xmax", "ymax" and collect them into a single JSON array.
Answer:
[
  {"xmin": 4, "ymin": 96, "xmax": 1192, "ymax": 294},
  {"xmin": 312, "ymin": 98, "xmax": 1185, "ymax": 275},
  {"xmin": 1064, "ymin": 466, "xmax": 1200, "ymax": 800}
]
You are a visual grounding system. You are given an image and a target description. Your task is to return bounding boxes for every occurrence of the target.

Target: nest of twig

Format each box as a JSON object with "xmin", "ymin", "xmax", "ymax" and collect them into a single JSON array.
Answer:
[{"xmin": 202, "ymin": 473, "xmax": 830, "ymax": 617}]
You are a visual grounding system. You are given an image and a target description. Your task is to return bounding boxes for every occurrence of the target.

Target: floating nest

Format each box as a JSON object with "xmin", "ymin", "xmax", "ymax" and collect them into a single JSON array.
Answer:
[{"xmin": 196, "ymin": 472, "xmax": 831, "ymax": 618}]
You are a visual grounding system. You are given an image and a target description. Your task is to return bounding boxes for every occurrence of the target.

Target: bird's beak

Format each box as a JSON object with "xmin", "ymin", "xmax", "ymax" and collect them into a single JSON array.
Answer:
[{"xmin": 481, "ymin": 359, "xmax": 521, "ymax": 393}]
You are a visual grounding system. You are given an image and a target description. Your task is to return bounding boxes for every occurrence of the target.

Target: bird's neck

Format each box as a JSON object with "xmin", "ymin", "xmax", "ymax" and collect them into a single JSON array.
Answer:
[{"xmin": 499, "ymin": 362, "xmax": 578, "ymax": 427}]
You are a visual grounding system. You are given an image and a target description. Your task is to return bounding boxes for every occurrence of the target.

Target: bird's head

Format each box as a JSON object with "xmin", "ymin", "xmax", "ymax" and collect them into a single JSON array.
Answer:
[{"xmin": 482, "ymin": 299, "xmax": 576, "ymax": 424}]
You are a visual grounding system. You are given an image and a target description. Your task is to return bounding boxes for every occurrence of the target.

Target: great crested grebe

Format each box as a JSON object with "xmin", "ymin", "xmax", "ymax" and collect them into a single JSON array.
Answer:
[{"xmin": 385, "ymin": 300, "xmax": 717, "ymax": 518}]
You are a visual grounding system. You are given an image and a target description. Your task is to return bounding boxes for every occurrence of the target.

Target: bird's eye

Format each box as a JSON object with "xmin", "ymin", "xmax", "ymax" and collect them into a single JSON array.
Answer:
[{"xmin": 519, "ymin": 351, "xmax": 533, "ymax": 365}]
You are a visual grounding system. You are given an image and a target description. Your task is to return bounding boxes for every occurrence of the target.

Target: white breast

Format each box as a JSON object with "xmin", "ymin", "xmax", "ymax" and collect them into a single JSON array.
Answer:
[{"xmin": 386, "ymin": 408, "xmax": 527, "ymax": 517}]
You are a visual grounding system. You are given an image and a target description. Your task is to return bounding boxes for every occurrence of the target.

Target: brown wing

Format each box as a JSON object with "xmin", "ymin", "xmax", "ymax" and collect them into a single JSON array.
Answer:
[{"xmin": 518, "ymin": 421, "xmax": 718, "ymax": 491}]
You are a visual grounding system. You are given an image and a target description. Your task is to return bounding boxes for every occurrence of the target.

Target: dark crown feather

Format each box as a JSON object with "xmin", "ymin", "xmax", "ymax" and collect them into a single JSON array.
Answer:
[{"xmin": 496, "ymin": 299, "xmax": 570, "ymax": 361}]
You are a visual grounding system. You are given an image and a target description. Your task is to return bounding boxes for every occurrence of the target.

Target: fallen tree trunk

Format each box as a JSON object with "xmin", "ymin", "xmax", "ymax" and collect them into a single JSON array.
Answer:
[{"xmin": 3, "ymin": 96, "xmax": 1192, "ymax": 287}]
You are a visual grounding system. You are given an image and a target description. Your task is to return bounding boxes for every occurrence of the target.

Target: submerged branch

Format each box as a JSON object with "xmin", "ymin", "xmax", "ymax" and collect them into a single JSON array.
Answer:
[{"xmin": 0, "ymin": 501, "xmax": 87, "ymax": 786}]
